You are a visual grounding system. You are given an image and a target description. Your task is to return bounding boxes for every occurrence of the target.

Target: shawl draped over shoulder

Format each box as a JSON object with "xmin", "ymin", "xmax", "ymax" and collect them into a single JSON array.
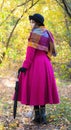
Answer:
[{"xmin": 28, "ymin": 26, "xmax": 56, "ymax": 60}]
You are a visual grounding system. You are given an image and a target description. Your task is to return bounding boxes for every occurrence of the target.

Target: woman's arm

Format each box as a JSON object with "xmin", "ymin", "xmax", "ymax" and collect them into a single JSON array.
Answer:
[{"xmin": 22, "ymin": 46, "xmax": 36, "ymax": 69}]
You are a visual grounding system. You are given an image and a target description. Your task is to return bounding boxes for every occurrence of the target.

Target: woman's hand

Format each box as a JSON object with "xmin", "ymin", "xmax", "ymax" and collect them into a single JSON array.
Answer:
[{"xmin": 18, "ymin": 67, "xmax": 27, "ymax": 76}]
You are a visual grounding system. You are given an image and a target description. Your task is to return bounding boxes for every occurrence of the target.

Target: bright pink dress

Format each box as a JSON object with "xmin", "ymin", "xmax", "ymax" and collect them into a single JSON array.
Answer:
[{"xmin": 16, "ymin": 46, "xmax": 60, "ymax": 105}]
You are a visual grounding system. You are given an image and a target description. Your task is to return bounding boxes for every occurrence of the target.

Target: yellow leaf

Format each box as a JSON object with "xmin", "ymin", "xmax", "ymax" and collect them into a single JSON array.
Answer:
[
  {"xmin": 0, "ymin": 124, "xmax": 4, "ymax": 130},
  {"xmin": 60, "ymin": 126, "xmax": 67, "ymax": 130}
]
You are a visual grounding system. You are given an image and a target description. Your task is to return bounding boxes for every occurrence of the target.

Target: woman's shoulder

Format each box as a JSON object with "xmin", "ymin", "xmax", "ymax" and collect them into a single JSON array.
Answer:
[
  {"xmin": 32, "ymin": 27, "xmax": 43, "ymax": 35},
  {"xmin": 31, "ymin": 27, "xmax": 49, "ymax": 37}
]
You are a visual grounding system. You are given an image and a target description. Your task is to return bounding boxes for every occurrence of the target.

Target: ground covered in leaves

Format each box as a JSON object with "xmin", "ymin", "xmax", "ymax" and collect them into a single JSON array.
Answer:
[{"xmin": 0, "ymin": 76, "xmax": 71, "ymax": 130}]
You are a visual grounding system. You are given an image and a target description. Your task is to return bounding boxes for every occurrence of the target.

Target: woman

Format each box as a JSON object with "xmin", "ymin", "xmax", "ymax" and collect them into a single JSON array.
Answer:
[{"xmin": 14, "ymin": 13, "xmax": 60, "ymax": 124}]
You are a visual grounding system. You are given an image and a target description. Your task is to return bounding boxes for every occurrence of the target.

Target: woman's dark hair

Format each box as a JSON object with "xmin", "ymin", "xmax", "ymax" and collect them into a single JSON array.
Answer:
[
  {"xmin": 35, "ymin": 22, "xmax": 44, "ymax": 26},
  {"xmin": 29, "ymin": 14, "xmax": 44, "ymax": 26}
]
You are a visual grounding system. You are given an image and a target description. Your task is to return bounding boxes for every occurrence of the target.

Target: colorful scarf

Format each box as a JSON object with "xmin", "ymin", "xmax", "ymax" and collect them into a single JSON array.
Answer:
[{"xmin": 28, "ymin": 26, "xmax": 56, "ymax": 60}]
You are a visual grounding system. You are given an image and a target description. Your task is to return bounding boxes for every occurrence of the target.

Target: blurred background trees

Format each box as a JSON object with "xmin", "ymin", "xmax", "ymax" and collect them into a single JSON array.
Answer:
[{"xmin": 0, "ymin": 0, "xmax": 71, "ymax": 79}]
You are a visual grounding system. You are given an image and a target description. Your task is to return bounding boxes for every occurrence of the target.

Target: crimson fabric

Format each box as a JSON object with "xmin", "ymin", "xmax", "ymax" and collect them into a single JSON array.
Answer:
[{"xmin": 13, "ymin": 46, "xmax": 60, "ymax": 105}]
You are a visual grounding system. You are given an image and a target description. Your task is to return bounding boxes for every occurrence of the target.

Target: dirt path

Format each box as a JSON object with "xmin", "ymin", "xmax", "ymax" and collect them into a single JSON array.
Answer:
[{"xmin": 0, "ymin": 77, "xmax": 71, "ymax": 130}]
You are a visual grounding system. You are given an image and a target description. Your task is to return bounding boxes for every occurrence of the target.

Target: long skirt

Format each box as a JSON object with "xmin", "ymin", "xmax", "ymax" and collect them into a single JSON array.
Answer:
[{"xmin": 13, "ymin": 49, "xmax": 60, "ymax": 105}]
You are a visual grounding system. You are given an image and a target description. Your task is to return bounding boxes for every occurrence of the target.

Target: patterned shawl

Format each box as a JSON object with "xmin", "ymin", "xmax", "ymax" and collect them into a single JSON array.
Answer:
[{"xmin": 28, "ymin": 26, "xmax": 56, "ymax": 60}]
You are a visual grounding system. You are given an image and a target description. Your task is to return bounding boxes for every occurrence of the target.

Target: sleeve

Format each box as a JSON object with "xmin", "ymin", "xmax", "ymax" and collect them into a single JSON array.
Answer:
[{"xmin": 22, "ymin": 46, "xmax": 36, "ymax": 69}]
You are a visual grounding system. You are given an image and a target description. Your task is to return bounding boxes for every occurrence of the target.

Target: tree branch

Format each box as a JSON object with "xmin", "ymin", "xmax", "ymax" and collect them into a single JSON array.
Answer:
[
  {"xmin": 6, "ymin": 16, "xmax": 23, "ymax": 49},
  {"xmin": 55, "ymin": 0, "xmax": 65, "ymax": 9},
  {"xmin": 31, "ymin": 0, "xmax": 34, "ymax": 6},
  {"xmin": 0, "ymin": 0, "xmax": 31, "ymax": 26},
  {"xmin": 0, "ymin": 0, "xmax": 40, "ymax": 64},
  {"xmin": 55, "ymin": 0, "xmax": 71, "ymax": 18},
  {"xmin": 30, "ymin": 0, "xmax": 40, "ymax": 8},
  {"xmin": 6, "ymin": 0, "xmax": 40, "ymax": 49},
  {"xmin": 62, "ymin": 0, "xmax": 71, "ymax": 17},
  {"xmin": 0, "ymin": 0, "xmax": 4, "ymax": 11},
  {"xmin": 64, "ymin": 0, "xmax": 71, "ymax": 11},
  {"xmin": 6, "ymin": 0, "xmax": 40, "ymax": 48}
]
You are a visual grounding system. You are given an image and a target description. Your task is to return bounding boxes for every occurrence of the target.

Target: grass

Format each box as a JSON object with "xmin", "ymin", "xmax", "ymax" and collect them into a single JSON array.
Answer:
[{"xmin": 46, "ymin": 97, "xmax": 71, "ymax": 128}]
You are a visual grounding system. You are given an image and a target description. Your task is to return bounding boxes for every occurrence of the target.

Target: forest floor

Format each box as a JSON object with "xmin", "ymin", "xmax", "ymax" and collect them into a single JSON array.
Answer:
[{"xmin": 0, "ymin": 74, "xmax": 71, "ymax": 130}]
